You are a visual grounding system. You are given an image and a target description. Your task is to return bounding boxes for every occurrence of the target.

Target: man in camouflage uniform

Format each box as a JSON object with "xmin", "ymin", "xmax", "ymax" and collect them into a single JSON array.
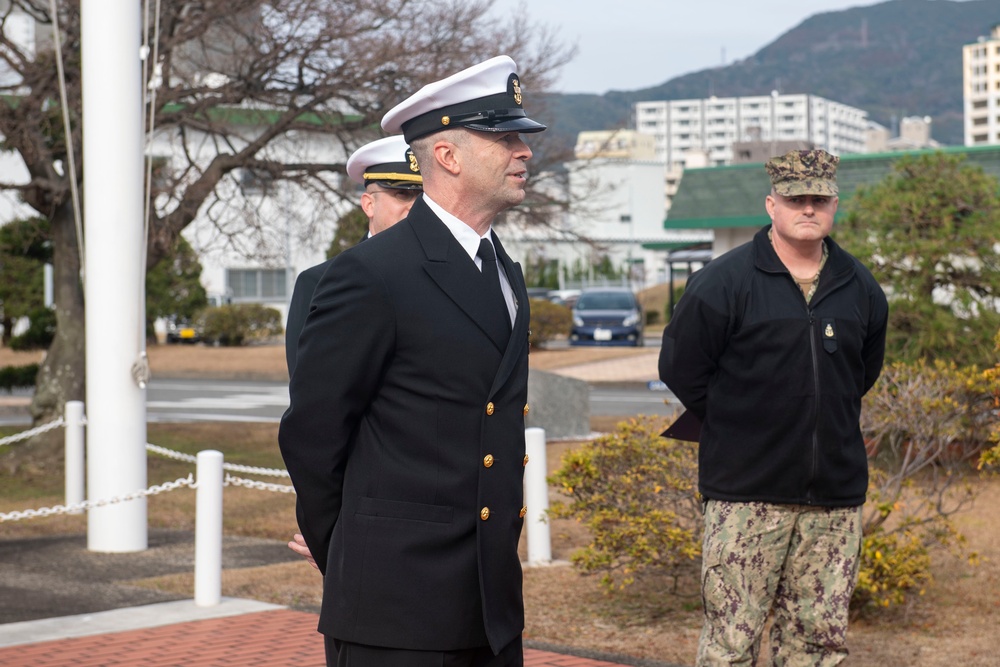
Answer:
[{"xmin": 658, "ymin": 149, "xmax": 888, "ymax": 666}]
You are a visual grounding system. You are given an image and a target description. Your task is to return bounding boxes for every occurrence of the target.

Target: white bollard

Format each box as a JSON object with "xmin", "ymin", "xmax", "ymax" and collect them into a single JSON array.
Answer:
[
  {"xmin": 195, "ymin": 450, "xmax": 224, "ymax": 607},
  {"xmin": 523, "ymin": 427, "xmax": 552, "ymax": 565},
  {"xmin": 64, "ymin": 401, "xmax": 86, "ymax": 513}
]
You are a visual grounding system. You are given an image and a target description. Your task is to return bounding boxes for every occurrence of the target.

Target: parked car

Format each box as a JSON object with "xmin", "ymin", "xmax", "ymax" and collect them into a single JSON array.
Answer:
[
  {"xmin": 546, "ymin": 289, "xmax": 581, "ymax": 309},
  {"xmin": 165, "ymin": 317, "xmax": 202, "ymax": 344},
  {"xmin": 569, "ymin": 287, "xmax": 644, "ymax": 346}
]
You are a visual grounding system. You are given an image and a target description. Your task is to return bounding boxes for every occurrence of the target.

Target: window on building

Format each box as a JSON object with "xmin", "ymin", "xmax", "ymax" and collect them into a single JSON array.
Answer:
[
  {"xmin": 973, "ymin": 133, "xmax": 988, "ymax": 143},
  {"xmin": 226, "ymin": 268, "xmax": 288, "ymax": 300},
  {"xmin": 148, "ymin": 156, "xmax": 172, "ymax": 192},
  {"xmin": 238, "ymin": 168, "xmax": 275, "ymax": 195},
  {"xmin": 973, "ymin": 116, "xmax": 988, "ymax": 125},
  {"xmin": 974, "ymin": 100, "xmax": 988, "ymax": 109}
]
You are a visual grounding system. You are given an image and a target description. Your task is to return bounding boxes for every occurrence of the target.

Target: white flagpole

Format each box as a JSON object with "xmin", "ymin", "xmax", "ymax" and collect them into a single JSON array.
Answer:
[{"xmin": 82, "ymin": 0, "xmax": 148, "ymax": 552}]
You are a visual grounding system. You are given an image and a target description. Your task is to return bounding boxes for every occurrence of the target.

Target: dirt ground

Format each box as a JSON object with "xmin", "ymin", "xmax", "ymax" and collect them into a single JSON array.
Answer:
[
  {"xmin": 3, "ymin": 342, "xmax": 999, "ymax": 666},
  {"xmin": 0, "ymin": 340, "xmax": 658, "ymax": 382}
]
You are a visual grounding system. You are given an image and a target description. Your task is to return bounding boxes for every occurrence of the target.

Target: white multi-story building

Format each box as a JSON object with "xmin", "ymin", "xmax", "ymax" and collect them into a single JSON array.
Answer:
[
  {"xmin": 634, "ymin": 93, "xmax": 869, "ymax": 170},
  {"xmin": 500, "ymin": 130, "xmax": 709, "ymax": 292},
  {"xmin": 963, "ymin": 24, "xmax": 1000, "ymax": 146}
]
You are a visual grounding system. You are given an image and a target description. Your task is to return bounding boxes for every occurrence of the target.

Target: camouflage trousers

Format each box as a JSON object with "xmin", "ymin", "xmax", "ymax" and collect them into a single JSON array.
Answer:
[{"xmin": 696, "ymin": 500, "xmax": 862, "ymax": 667}]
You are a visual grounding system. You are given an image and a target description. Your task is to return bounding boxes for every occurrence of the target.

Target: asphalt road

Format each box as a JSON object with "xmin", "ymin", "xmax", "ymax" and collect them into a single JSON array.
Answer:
[
  {"xmin": 1, "ymin": 380, "xmax": 677, "ymax": 427},
  {"xmin": 145, "ymin": 378, "xmax": 677, "ymax": 423}
]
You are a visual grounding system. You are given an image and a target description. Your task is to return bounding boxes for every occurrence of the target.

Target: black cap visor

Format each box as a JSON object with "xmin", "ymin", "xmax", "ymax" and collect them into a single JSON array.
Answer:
[
  {"xmin": 463, "ymin": 116, "xmax": 547, "ymax": 134},
  {"xmin": 366, "ymin": 178, "xmax": 423, "ymax": 191},
  {"xmin": 401, "ymin": 90, "xmax": 547, "ymax": 142}
]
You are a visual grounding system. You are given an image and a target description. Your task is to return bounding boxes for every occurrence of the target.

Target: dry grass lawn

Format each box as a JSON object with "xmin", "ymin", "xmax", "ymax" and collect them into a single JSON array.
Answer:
[{"xmin": 2, "ymin": 342, "xmax": 999, "ymax": 666}]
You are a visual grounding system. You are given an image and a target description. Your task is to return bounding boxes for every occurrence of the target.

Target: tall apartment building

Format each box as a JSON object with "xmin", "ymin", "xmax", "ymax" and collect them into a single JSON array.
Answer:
[
  {"xmin": 634, "ymin": 93, "xmax": 868, "ymax": 170},
  {"xmin": 964, "ymin": 25, "xmax": 1000, "ymax": 146}
]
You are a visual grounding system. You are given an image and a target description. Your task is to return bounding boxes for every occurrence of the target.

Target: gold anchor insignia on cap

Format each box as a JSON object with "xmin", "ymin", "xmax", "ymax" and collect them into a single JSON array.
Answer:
[
  {"xmin": 407, "ymin": 150, "xmax": 419, "ymax": 173},
  {"xmin": 512, "ymin": 78, "xmax": 522, "ymax": 106},
  {"xmin": 441, "ymin": 115, "xmax": 450, "ymax": 126},
  {"xmin": 825, "ymin": 324, "xmax": 834, "ymax": 337}
]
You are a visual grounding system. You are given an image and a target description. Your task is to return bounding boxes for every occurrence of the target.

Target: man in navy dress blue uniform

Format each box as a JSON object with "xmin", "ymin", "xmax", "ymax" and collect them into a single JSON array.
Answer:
[
  {"xmin": 279, "ymin": 55, "xmax": 545, "ymax": 667},
  {"xmin": 284, "ymin": 135, "xmax": 422, "ymax": 377}
]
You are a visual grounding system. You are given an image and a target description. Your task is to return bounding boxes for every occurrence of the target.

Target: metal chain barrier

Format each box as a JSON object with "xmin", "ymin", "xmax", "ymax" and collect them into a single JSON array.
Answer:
[
  {"xmin": 146, "ymin": 443, "xmax": 290, "ymax": 478},
  {"xmin": 145, "ymin": 443, "xmax": 197, "ymax": 462},
  {"xmin": 0, "ymin": 417, "xmax": 65, "ymax": 447},
  {"xmin": 0, "ymin": 474, "xmax": 194, "ymax": 523},
  {"xmin": 225, "ymin": 473, "xmax": 296, "ymax": 494},
  {"xmin": 1, "ymin": 430, "xmax": 296, "ymax": 523}
]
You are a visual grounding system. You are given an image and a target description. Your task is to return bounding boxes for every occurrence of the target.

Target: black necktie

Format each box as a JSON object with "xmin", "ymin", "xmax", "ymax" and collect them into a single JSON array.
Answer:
[{"xmin": 477, "ymin": 238, "xmax": 512, "ymax": 344}]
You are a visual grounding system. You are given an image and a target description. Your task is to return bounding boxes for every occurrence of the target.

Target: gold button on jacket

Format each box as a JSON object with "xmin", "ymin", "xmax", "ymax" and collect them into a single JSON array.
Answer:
[
  {"xmin": 485, "ymin": 402, "xmax": 495, "ymax": 416},
  {"xmin": 522, "ymin": 454, "xmax": 529, "ymax": 466},
  {"xmin": 523, "ymin": 403, "xmax": 529, "ymax": 415},
  {"xmin": 480, "ymin": 507, "xmax": 491, "ymax": 521},
  {"xmin": 518, "ymin": 506, "xmax": 527, "ymax": 518},
  {"xmin": 483, "ymin": 454, "xmax": 494, "ymax": 468}
]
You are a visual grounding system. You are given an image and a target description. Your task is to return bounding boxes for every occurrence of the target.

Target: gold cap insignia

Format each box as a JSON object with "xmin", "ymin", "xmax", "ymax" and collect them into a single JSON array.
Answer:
[
  {"xmin": 407, "ymin": 149, "xmax": 419, "ymax": 173},
  {"xmin": 512, "ymin": 78, "xmax": 522, "ymax": 106},
  {"xmin": 441, "ymin": 115, "xmax": 450, "ymax": 126}
]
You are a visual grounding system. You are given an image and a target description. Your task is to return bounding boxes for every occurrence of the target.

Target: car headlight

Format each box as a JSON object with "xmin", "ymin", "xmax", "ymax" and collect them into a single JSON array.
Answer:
[
  {"xmin": 573, "ymin": 315, "xmax": 584, "ymax": 327},
  {"xmin": 622, "ymin": 312, "xmax": 640, "ymax": 327}
]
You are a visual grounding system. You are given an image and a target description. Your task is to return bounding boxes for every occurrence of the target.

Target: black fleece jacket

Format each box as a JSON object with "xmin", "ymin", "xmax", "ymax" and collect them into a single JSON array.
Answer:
[{"xmin": 659, "ymin": 226, "xmax": 888, "ymax": 507}]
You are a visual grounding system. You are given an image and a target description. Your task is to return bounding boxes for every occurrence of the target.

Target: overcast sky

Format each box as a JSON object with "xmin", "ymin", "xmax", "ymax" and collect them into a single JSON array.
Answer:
[{"xmin": 490, "ymin": 0, "xmax": 954, "ymax": 94}]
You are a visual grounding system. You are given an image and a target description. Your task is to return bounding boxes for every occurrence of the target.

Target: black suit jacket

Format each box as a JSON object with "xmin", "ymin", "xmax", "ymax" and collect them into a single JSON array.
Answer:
[
  {"xmin": 285, "ymin": 260, "xmax": 329, "ymax": 376},
  {"xmin": 278, "ymin": 198, "xmax": 531, "ymax": 653},
  {"xmin": 285, "ymin": 234, "xmax": 368, "ymax": 376}
]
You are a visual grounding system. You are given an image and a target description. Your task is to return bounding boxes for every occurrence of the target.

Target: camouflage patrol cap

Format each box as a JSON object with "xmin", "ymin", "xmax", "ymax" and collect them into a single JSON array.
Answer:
[{"xmin": 765, "ymin": 149, "xmax": 839, "ymax": 197}]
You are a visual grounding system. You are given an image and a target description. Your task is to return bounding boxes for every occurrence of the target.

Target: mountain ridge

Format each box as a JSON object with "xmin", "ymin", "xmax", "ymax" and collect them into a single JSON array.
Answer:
[{"xmin": 537, "ymin": 0, "xmax": 1000, "ymax": 151}]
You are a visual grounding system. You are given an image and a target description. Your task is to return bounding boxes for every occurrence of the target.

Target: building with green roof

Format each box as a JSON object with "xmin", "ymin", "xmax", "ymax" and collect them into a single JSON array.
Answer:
[{"xmin": 665, "ymin": 144, "xmax": 1000, "ymax": 257}]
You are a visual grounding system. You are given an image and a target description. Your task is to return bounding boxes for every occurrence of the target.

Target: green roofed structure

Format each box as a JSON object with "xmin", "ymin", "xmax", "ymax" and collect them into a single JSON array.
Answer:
[{"xmin": 665, "ymin": 144, "xmax": 1000, "ymax": 257}]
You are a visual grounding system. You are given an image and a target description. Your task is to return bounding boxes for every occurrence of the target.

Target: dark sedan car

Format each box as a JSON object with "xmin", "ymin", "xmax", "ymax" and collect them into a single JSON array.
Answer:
[{"xmin": 569, "ymin": 287, "xmax": 644, "ymax": 346}]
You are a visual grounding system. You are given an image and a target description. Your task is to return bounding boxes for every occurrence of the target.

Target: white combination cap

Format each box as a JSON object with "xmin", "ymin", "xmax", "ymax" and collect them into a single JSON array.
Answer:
[
  {"xmin": 345, "ymin": 135, "xmax": 422, "ymax": 190},
  {"xmin": 381, "ymin": 55, "xmax": 546, "ymax": 143}
]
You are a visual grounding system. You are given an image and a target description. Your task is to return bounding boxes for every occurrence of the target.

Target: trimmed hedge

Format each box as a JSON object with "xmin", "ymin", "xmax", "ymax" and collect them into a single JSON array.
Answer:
[{"xmin": 0, "ymin": 363, "xmax": 38, "ymax": 391}]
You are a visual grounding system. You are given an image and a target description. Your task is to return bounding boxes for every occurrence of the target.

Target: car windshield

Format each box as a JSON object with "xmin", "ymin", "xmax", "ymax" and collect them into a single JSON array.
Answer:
[{"xmin": 575, "ymin": 292, "xmax": 635, "ymax": 311}]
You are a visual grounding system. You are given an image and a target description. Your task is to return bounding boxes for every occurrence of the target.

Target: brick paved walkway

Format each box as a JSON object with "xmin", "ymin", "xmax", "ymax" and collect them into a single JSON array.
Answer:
[{"xmin": 0, "ymin": 608, "xmax": 636, "ymax": 667}]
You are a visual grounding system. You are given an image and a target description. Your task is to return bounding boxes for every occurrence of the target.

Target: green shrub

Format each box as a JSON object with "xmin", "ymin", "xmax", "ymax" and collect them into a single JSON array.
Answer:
[
  {"xmin": 662, "ymin": 285, "xmax": 686, "ymax": 323},
  {"xmin": 9, "ymin": 308, "xmax": 56, "ymax": 350},
  {"xmin": 548, "ymin": 415, "xmax": 702, "ymax": 592},
  {"xmin": 854, "ymin": 359, "xmax": 997, "ymax": 614},
  {"xmin": 528, "ymin": 298, "xmax": 572, "ymax": 349},
  {"xmin": 198, "ymin": 304, "xmax": 283, "ymax": 347},
  {"xmin": 979, "ymin": 335, "xmax": 1000, "ymax": 472},
  {"xmin": 854, "ymin": 527, "xmax": 932, "ymax": 613},
  {"xmin": 0, "ymin": 363, "xmax": 38, "ymax": 391}
]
